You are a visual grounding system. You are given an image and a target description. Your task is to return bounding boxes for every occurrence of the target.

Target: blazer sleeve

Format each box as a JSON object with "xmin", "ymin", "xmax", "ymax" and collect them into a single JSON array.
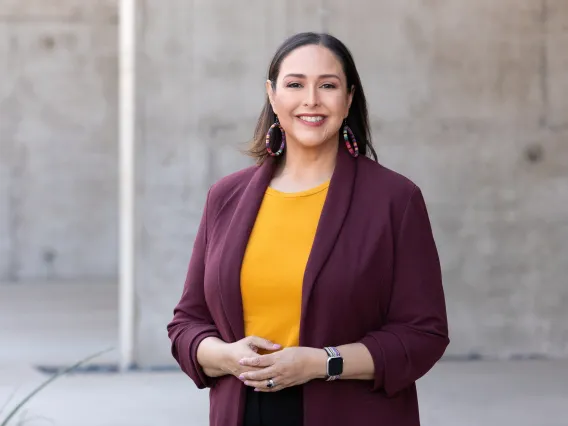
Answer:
[
  {"xmin": 359, "ymin": 186, "xmax": 450, "ymax": 396},
  {"xmin": 167, "ymin": 189, "xmax": 222, "ymax": 389}
]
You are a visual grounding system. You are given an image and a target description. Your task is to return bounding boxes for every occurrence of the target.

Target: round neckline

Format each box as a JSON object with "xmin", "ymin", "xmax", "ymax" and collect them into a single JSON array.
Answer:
[{"xmin": 266, "ymin": 180, "xmax": 330, "ymax": 198}]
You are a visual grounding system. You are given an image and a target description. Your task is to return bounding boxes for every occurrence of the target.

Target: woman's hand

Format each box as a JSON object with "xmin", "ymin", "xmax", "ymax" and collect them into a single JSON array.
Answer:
[
  {"xmin": 220, "ymin": 336, "xmax": 282, "ymax": 378},
  {"xmin": 237, "ymin": 347, "xmax": 327, "ymax": 392}
]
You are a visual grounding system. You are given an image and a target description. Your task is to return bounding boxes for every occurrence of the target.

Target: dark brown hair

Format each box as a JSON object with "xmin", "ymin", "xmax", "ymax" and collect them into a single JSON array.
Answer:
[{"xmin": 248, "ymin": 32, "xmax": 377, "ymax": 164}]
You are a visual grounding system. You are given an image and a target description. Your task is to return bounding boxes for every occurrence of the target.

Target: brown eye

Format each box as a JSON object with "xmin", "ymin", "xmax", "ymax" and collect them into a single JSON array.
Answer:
[
  {"xmin": 321, "ymin": 83, "xmax": 336, "ymax": 89},
  {"xmin": 287, "ymin": 82, "xmax": 302, "ymax": 88}
]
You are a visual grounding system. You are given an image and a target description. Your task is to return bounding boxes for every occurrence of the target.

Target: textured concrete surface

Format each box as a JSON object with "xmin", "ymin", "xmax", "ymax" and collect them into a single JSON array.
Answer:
[
  {"xmin": 1, "ymin": 1, "xmax": 567, "ymax": 366},
  {"xmin": 1, "ymin": 283, "xmax": 567, "ymax": 426},
  {"xmin": 0, "ymin": 2, "xmax": 119, "ymax": 281}
]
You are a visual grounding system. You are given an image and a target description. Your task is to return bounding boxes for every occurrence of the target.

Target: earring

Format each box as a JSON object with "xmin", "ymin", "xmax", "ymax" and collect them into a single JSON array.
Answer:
[
  {"xmin": 265, "ymin": 117, "xmax": 286, "ymax": 157},
  {"xmin": 343, "ymin": 120, "xmax": 359, "ymax": 158}
]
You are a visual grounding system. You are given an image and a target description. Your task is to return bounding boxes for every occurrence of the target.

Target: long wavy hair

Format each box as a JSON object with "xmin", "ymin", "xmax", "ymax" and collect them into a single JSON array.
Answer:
[{"xmin": 248, "ymin": 32, "xmax": 377, "ymax": 164}]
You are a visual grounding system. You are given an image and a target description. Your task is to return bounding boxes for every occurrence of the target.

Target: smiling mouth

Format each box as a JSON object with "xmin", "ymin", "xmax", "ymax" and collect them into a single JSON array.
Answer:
[{"xmin": 297, "ymin": 115, "xmax": 326, "ymax": 123}]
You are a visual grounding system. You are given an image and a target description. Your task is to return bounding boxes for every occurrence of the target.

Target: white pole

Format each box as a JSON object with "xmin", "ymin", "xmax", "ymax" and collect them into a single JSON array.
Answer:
[{"xmin": 118, "ymin": 0, "xmax": 136, "ymax": 372}]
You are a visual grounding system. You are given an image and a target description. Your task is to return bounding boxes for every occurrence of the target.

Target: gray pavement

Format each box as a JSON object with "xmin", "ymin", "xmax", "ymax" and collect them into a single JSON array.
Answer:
[{"xmin": 1, "ymin": 283, "xmax": 567, "ymax": 426}]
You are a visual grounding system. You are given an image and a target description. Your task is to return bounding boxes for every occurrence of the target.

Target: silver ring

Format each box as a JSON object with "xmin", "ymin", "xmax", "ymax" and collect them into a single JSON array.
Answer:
[{"xmin": 267, "ymin": 378, "xmax": 275, "ymax": 389}]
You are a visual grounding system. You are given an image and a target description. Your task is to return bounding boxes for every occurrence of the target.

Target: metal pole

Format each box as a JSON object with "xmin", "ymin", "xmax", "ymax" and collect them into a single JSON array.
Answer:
[{"xmin": 118, "ymin": 0, "xmax": 136, "ymax": 372}]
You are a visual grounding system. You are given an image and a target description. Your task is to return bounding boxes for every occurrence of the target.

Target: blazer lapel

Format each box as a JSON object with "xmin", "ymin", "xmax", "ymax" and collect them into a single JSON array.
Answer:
[
  {"xmin": 217, "ymin": 158, "xmax": 276, "ymax": 342},
  {"xmin": 300, "ymin": 148, "xmax": 358, "ymax": 341}
]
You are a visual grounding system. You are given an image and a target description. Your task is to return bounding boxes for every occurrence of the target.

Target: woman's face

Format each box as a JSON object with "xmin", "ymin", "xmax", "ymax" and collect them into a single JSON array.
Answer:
[{"xmin": 267, "ymin": 44, "xmax": 353, "ymax": 152}]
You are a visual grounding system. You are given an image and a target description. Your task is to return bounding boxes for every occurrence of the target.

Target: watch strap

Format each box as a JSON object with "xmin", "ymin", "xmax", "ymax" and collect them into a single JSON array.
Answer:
[{"xmin": 324, "ymin": 346, "xmax": 342, "ymax": 381}]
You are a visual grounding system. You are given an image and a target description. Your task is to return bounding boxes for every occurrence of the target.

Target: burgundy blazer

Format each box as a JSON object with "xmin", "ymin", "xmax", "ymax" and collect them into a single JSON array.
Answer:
[{"xmin": 168, "ymin": 147, "xmax": 449, "ymax": 426}]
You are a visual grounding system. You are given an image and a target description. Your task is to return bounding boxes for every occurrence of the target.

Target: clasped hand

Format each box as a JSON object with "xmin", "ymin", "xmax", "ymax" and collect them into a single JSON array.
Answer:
[{"xmin": 237, "ymin": 344, "xmax": 323, "ymax": 392}]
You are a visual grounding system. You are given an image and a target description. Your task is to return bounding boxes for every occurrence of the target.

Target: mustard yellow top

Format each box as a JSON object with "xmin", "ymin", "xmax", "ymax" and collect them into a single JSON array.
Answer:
[{"xmin": 240, "ymin": 180, "xmax": 330, "ymax": 350}]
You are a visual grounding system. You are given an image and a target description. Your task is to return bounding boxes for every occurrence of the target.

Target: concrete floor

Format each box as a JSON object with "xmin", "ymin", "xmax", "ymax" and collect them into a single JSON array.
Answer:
[{"xmin": 1, "ymin": 283, "xmax": 567, "ymax": 426}]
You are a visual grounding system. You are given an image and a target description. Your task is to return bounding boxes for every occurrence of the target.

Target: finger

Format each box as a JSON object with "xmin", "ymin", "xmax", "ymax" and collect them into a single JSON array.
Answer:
[
  {"xmin": 245, "ymin": 378, "xmax": 285, "ymax": 392},
  {"xmin": 239, "ymin": 366, "xmax": 276, "ymax": 382},
  {"xmin": 239, "ymin": 353, "xmax": 275, "ymax": 368},
  {"xmin": 254, "ymin": 384, "xmax": 285, "ymax": 393},
  {"xmin": 243, "ymin": 379, "xmax": 268, "ymax": 389},
  {"xmin": 247, "ymin": 336, "xmax": 281, "ymax": 352},
  {"xmin": 256, "ymin": 380, "xmax": 304, "ymax": 393}
]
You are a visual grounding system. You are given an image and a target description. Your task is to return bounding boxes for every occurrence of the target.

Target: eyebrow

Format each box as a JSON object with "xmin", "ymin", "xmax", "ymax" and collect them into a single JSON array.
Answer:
[{"xmin": 283, "ymin": 73, "xmax": 341, "ymax": 80}]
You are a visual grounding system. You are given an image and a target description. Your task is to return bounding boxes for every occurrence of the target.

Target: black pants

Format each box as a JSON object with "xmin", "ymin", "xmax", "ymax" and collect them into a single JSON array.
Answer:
[{"xmin": 243, "ymin": 385, "xmax": 303, "ymax": 426}]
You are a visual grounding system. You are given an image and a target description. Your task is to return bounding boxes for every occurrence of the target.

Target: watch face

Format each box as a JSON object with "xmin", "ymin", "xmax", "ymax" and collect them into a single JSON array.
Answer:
[{"xmin": 328, "ymin": 357, "xmax": 343, "ymax": 376}]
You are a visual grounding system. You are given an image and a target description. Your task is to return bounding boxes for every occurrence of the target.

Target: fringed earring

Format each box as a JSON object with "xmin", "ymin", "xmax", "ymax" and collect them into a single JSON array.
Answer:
[
  {"xmin": 343, "ymin": 120, "xmax": 359, "ymax": 158},
  {"xmin": 265, "ymin": 117, "xmax": 286, "ymax": 157}
]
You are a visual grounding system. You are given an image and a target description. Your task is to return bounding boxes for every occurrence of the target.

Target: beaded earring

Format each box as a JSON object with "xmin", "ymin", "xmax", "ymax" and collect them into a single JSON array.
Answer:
[
  {"xmin": 265, "ymin": 117, "xmax": 286, "ymax": 157},
  {"xmin": 343, "ymin": 120, "xmax": 359, "ymax": 158}
]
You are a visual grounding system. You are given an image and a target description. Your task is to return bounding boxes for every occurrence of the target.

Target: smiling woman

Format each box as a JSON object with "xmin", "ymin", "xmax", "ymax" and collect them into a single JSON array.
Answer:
[
  {"xmin": 168, "ymin": 32, "xmax": 449, "ymax": 426},
  {"xmin": 249, "ymin": 32, "xmax": 376, "ymax": 168}
]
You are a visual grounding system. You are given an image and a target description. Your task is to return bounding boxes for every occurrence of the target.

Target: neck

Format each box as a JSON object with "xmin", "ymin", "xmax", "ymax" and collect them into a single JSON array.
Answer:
[{"xmin": 273, "ymin": 138, "xmax": 338, "ymax": 187}]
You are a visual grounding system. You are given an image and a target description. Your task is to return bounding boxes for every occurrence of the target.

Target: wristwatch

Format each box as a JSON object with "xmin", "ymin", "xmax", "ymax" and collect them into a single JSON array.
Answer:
[{"xmin": 324, "ymin": 346, "xmax": 343, "ymax": 381}]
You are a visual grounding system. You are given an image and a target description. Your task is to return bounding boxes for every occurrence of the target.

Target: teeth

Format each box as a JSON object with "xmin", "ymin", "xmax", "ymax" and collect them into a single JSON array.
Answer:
[{"xmin": 299, "ymin": 116, "xmax": 324, "ymax": 123}]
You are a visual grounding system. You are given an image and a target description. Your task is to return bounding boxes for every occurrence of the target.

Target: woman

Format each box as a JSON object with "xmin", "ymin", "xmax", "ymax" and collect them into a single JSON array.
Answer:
[{"xmin": 168, "ymin": 32, "xmax": 449, "ymax": 426}]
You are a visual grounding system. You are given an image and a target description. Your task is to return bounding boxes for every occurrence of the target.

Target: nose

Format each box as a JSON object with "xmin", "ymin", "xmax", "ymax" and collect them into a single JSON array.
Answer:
[{"xmin": 304, "ymin": 85, "xmax": 320, "ymax": 107}]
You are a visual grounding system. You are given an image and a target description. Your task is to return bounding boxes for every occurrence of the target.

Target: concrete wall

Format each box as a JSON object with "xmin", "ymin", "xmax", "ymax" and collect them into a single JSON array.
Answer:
[
  {"xmin": 0, "ymin": 2, "xmax": 119, "ymax": 281},
  {"xmin": 1, "ymin": 1, "xmax": 567, "ymax": 364}
]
